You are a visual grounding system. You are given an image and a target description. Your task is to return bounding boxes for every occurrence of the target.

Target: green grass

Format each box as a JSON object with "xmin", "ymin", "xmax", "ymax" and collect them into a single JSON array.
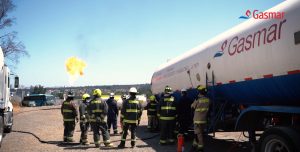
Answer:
[{"xmin": 101, "ymin": 95, "xmax": 121, "ymax": 100}]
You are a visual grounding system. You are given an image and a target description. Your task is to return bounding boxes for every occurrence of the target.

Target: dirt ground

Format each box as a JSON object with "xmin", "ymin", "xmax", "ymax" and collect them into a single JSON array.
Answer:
[{"xmin": 0, "ymin": 105, "xmax": 252, "ymax": 152}]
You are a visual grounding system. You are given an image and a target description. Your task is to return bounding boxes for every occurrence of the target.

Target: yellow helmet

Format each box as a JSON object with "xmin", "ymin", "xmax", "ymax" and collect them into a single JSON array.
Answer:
[
  {"xmin": 197, "ymin": 85, "xmax": 207, "ymax": 94},
  {"xmin": 149, "ymin": 95, "xmax": 155, "ymax": 101},
  {"xmin": 93, "ymin": 89, "xmax": 102, "ymax": 97},
  {"xmin": 82, "ymin": 93, "xmax": 90, "ymax": 100}
]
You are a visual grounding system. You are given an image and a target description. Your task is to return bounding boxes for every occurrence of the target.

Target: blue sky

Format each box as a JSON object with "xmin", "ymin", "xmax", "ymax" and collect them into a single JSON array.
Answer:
[{"xmin": 7, "ymin": 0, "xmax": 282, "ymax": 87}]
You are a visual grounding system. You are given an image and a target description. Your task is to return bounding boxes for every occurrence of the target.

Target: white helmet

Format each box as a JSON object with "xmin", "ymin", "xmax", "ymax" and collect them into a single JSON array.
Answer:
[
  {"xmin": 110, "ymin": 92, "xmax": 115, "ymax": 97},
  {"xmin": 129, "ymin": 87, "xmax": 138, "ymax": 94},
  {"xmin": 181, "ymin": 88, "xmax": 187, "ymax": 92}
]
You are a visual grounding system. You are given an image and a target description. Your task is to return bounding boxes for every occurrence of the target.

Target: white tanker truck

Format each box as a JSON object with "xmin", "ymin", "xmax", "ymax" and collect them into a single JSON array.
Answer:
[
  {"xmin": 151, "ymin": 1, "xmax": 300, "ymax": 151},
  {"xmin": 0, "ymin": 47, "xmax": 19, "ymax": 146}
]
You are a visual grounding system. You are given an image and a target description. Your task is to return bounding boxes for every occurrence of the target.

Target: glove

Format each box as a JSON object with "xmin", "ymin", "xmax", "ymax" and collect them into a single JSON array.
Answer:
[{"xmin": 76, "ymin": 117, "xmax": 79, "ymax": 123}]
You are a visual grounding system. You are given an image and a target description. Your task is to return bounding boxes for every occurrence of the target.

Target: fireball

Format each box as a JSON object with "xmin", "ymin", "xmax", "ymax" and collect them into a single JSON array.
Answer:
[{"xmin": 65, "ymin": 56, "xmax": 86, "ymax": 85}]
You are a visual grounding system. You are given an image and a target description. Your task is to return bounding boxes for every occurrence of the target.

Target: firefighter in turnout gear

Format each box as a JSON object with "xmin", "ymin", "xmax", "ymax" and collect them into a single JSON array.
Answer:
[
  {"xmin": 119, "ymin": 94, "xmax": 127, "ymax": 134},
  {"xmin": 146, "ymin": 95, "xmax": 158, "ymax": 132},
  {"xmin": 88, "ymin": 89, "xmax": 113, "ymax": 148},
  {"xmin": 157, "ymin": 86, "xmax": 178, "ymax": 145},
  {"xmin": 178, "ymin": 88, "xmax": 193, "ymax": 136},
  {"xmin": 79, "ymin": 93, "xmax": 90, "ymax": 145},
  {"xmin": 61, "ymin": 92, "xmax": 78, "ymax": 142},
  {"xmin": 118, "ymin": 87, "xmax": 142, "ymax": 148},
  {"xmin": 106, "ymin": 92, "xmax": 119, "ymax": 134},
  {"xmin": 191, "ymin": 85, "xmax": 210, "ymax": 152}
]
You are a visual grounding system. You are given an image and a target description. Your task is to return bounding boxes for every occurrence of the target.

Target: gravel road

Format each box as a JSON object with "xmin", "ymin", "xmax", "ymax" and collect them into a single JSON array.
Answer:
[{"xmin": 0, "ymin": 105, "xmax": 252, "ymax": 152}]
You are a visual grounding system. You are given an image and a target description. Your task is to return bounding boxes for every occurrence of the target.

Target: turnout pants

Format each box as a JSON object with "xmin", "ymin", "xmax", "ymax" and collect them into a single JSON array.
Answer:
[
  {"xmin": 91, "ymin": 122, "xmax": 111, "ymax": 145},
  {"xmin": 147, "ymin": 115, "xmax": 158, "ymax": 130},
  {"xmin": 64, "ymin": 121, "xmax": 75, "ymax": 141},
  {"xmin": 120, "ymin": 123, "xmax": 137, "ymax": 145},
  {"xmin": 80, "ymin": 122, "xmax": 90, "ymax": 143},
  {"xmin": 179, "ymin": 118, "xmax": 190, "ymax": 135},
  {"xmin": 159, "ymin": 120, "xmax": 175, "ymax": 144},
  {"xmin": 107, "ymin": 117, "xmax": 118, "ymax": 133},
  {"xmin": 193, "ymin": 124, "xmax": 204, "ymax": 150}
]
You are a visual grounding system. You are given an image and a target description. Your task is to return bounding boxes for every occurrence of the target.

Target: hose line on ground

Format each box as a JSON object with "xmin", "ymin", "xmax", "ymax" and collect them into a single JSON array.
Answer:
[{"xmin": 12, "ymin": 130, "xmax": 159, "ymax": 145}]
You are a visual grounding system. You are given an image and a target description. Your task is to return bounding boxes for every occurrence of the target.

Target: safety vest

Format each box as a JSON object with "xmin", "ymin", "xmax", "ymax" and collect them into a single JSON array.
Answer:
[
  {"xmin": 147, "ymin": 101, "xmax": 157, "ymax": 116},
  {"xmin": 192, "ymin": 96, "xmax": 210, "ymax": 124},
  {"xmin": 121, "ymin": 98, "xmax": 141, "ymax": 124},
  {"xmin": 89, "ymin": 98, "xmax": 107, "ymax": 123},
  {"xmin": 61, "ymin": 101, "xmax": 77, "ymax": 122},
  {"xmin": 159, "ymin": 96, "xmax": 177, "ymax": 121}
]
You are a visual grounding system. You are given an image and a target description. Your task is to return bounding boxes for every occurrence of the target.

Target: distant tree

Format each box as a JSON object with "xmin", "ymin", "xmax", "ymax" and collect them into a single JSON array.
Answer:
[
  {"xmin": 31, "ymin": 85, "xmax": 46, "ymax": 94},
  {"xmin": 0, "ymin": 0, "xmax": 28, "ymax": 67}
]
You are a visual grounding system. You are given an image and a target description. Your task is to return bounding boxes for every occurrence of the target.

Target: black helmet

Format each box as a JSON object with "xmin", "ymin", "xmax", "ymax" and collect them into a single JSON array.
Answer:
[
  {"xmin": 164, "ymin": 86, "xmax": 172, "ymax": 94},
  {"xmin": 67, "ymin": 91, "xmax": 75, "ymax": 100},
  {"xmin": 67, "ymin": 91, "xmax": 75, "ymax": 97}
]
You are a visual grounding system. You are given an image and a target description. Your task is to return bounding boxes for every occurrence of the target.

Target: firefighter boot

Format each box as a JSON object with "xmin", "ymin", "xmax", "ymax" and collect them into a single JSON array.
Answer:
[
  {"xmin": 131, "ymin": 141, "xmax": 136, "ymax": 148},
  {"xmin": 104, "ymin": 143, "xmax": 114, "ymax": 147},
  {"xmin": 118, "ymin": 142, "xmax": 125, "ymax": 149}
]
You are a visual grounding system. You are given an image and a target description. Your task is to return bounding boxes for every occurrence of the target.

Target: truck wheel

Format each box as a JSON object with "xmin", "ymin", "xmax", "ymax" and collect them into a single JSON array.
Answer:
[
  {"xmin": 260, "ymin": 127, "xmax": 300, "ymax": 152},
  {"xmin": 4, "ymin": 111, "xmax": 13, "ymax": 133},
  {"xmin": 0, "ymin": 116, "xmax": 4, "ymax": 147}
]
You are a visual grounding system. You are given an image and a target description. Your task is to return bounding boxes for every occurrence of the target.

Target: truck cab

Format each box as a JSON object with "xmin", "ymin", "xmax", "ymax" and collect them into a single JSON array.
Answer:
[{"xmin": 0, "ymin": 47, "xmax": 18, "ymax": 146}]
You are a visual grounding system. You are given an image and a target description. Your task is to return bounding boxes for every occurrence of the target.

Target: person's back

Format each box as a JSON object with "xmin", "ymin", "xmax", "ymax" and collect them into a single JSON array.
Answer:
[
  {"xmin": 88, "ymin": 89, "xmax": 113, "ymax": 148},
  {"xmin": 107, "ymin": 98, "xmax": 118, "ymax": 119},
  {"xmin": 178, "ymin": 93, "xmax": 193, "ymax": 120},
  {"xmin": 79, "ymin": 93, "xmax": 90, "ymax": 145},
  {"xmin": 89, "ymin": 97, "xmax": 107, "ymax": 122},
  {"xmin": 61, "ymin": 92, "xmax": 78, "ymax": 142},
  {"xmin": 106, "ymin": 95, "xmax": 119, "ymax": 134},
  {"xmin": 178, "ymin": 91, "xmax": 193, "ymax": 135}
]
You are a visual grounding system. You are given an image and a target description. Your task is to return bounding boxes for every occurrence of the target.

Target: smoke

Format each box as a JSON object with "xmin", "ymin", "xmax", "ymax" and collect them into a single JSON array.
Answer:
[{"xmin": 65, "ymin": 56, "xmax": 87, "ymax": 85}]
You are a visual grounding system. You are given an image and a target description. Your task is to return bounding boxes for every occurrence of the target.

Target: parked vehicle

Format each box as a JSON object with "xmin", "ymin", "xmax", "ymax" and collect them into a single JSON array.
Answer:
[
  {"xmin": 0, "ymin": 47, "xmax": 18, "ymax": 147},
  {"xmin": 22, "ymin": 94, "xmax": 56, "ymax": 107}
]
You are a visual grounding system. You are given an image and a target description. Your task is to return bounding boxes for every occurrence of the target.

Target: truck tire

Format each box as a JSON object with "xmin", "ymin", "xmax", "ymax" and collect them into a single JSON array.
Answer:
[
  {"xmin": 0, "ymin": 116, "xmax": 4, "ymax": 147},
  {"xmin": 259, "ymin": 127, "xmax": 300, "ymax": 152},
  {"xmin": 4, "ymin": 111, "xmax": 13, "ymax": 133}
]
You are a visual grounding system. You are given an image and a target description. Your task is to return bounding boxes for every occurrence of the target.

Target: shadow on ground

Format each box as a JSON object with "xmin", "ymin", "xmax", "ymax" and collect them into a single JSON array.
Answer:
[{"xmin": 135, "ymin": 125, "xmax": 252, "ymax": 152}]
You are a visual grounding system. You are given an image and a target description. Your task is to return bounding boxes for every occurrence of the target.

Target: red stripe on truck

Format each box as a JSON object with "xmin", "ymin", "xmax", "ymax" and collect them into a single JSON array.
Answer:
[
  {"xmin": 244, "ymin": 77, "xmax": 253, "ymax": 81},
  {"xmin": 229, "ymin": 80, "xmax": 236, "ymax": 83},
  {"xmin": 263, "ymin": 74, "xmax": 273, "ymax": 78},
  {"xmin": 288, "ymin": 70, "xmax": 300, "ymax": 75}
]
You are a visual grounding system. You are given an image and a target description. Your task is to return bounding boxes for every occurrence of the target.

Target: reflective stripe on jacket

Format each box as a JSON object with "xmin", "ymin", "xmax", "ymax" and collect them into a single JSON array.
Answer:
[
  {"xmin": 121, "ymin": 96, "xmax": 142, "ymax": 124},
  {"xmin": 88, "ymin": 97, "xmax": 108, "ymax": 123},
  {"xmin": 158, "ymin": 95, "xmax": 177, "ymax": 121},
  {"xmin": 146, "ymin": 101, "xmax": 157, "ymax": 116},
  {"xmin": 61, "ymin": 100, "xmax": 78, "ymax": 122},
  {"xmin": 79, "ymin": 101, "xmax": 90, "ymax": 123},
  {"xmin": 191, "ymin": 96, "xmax": 209, "ymax": 124}
]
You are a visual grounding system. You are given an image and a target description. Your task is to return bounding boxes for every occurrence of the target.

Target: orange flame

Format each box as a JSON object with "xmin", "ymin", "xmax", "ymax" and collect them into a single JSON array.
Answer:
[{"xmin": 65, "ymin": 56, "xmax": 86, "ymax": 85}]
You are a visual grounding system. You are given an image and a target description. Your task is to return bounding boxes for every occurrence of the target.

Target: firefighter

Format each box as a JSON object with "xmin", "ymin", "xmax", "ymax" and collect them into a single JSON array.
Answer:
[
  {"xmin": 119, "ymin": 94, "xmax": 127, "ymax": 134},
  {"xmin": 88, "ymin": 89, "xmax": 113, "ymax": 148},
  {"xmin": 106, "ymin": 92, "xmax": 119, "ymax": 134},
  {"xmin": 118, "ymin": 87, "xmax": 142, "ymax": 148},
  {"xmin": 146, "ymin": 95, "xmax": 158, "ymax": 132},
  {"xmin": 178, "ymin": 88, "xmax": 193, "ymax": 137},
  {"xmin": 61, "ymin": 92, "xmax": 78, "ymax": 142},
  {"xmin": 79, "ymin": 93, "xmax": 90, "ymax": 145},
  {"xmin": 191, "ymin": 85, "xmax": 210, "ymax": 152},
  {"xmin": 157, "ymin": 86, "xmax": 177, "ymax": 145}
]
